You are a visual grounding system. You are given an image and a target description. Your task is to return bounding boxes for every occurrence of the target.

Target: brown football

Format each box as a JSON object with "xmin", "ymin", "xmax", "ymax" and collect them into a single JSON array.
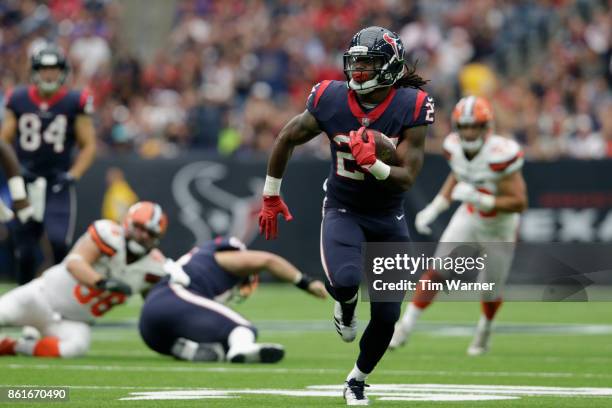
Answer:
[{"xmin": 370, "ymin": 130, "xmax": 399, "ymax": 165}]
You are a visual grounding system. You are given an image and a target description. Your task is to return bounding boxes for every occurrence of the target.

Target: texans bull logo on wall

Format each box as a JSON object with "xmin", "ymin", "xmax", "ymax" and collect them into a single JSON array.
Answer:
[{"xmin": 171, "ymin": 161, "xmax": 263, "ymax": 245}]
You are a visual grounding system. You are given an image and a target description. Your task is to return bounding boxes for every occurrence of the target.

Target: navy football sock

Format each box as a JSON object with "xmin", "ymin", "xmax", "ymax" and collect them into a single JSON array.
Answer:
[{"xmin": 356, "ymin": 302, "xmax": 401, "ymax": 373}]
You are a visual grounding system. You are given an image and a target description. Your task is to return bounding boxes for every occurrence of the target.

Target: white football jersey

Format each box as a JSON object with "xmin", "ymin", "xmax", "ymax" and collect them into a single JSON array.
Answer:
[
  {"xmin": 40, "ymin": 220, "xmax": 167, "ymax": 323},
  {"xmin": 443, "ymin": 132, "xmax": 524, "ymax": 219}
]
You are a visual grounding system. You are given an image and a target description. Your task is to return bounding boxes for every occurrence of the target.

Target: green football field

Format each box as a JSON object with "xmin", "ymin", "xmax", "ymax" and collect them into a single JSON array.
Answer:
[{"xmin": 1, "ymin": 283, "xmax": 611, "ymax": 407}]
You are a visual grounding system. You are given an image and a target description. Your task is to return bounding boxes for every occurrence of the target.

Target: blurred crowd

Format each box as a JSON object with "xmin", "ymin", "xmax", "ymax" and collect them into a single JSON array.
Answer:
[{"xmin": 0, "ymin": 0, "xmax": 610, "ymax": 160}]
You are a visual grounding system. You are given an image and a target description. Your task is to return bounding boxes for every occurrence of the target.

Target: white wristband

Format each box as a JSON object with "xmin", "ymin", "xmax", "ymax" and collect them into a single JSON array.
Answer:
[
  {"xmin": 8, "ymin": 176, "xmax": 27, "ymax": 201},
  {"xmin": 263, "ymin": 175, "xmax": 282, "ymax": 196},
  {"xmin": 368, "ymin": 159, "xmax": 391, "ymax": 180},
  {"xmin": 292, "ymin": 271, "xmax": 303, "ymax": 284},
  {"xmin": 476, "ymin": 193, "xmax": 495, "ymax": 212}
]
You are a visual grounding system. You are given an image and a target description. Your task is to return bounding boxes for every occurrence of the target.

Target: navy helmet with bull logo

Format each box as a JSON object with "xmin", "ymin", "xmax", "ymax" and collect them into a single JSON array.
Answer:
[{"xmin": 343, "ymin": 26, "xmax": 406, "ymax": 94}]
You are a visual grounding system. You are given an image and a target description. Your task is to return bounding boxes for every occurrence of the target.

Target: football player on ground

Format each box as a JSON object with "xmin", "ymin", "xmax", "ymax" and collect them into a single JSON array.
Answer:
[
  {"xmin": 0, "ymin": 44, "xmax": 97, "ymax": 284},
  {"xmin": 390, "ymin": 96, "xmax": 527, "ymax": 355},
  {"xmin": 139, "ymin": 237, "xmax": 327, "ymax": 363},
  {"xmin": 0, "ymin": 201, "xmax": 168, "ymax": 358},
  {"xmin": 258, "ymin": 26, "xmax": 434, "ymax": 405}
]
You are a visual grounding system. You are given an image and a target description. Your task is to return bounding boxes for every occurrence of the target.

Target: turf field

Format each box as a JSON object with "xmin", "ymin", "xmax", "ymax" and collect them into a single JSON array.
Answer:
[{"xmin": 1, "ymin": 283, "xmax": 611, "ymax": 407}]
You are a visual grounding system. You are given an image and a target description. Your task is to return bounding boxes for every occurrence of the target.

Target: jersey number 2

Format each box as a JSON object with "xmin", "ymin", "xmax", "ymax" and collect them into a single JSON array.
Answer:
[
  {"xmin": 18, "ymin": 113, "xmax": 67, "ymax": 153},
  {"xmin": 73, "ymin": 285, "xmax": 127, "ymax": 317},
  {"xmin": 333, "ymin": 135, "xmax": 364, "ymax": 181}
]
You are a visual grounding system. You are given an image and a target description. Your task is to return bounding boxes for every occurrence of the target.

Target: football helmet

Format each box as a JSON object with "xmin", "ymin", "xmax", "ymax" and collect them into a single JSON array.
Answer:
[
  {"xmin": 30, "ymin": 44, "xmax": 69, "ymax": 94},
  {"xmin": 123, "ymin": 201, "xmax": 168, "ymax": 256},
  {"xmin": 452, "ymin": 96, "xmax": 493, "ymax": 153},
  {"xmin": 343, "ymin": 26, "xmax": 405, "ymax": 94}
]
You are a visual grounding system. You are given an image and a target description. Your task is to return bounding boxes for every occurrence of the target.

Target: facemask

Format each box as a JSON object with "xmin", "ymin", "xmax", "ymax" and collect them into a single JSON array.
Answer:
[
  {"xmin": 127, "ymin": 239, "xmax": 147, "ymax": 256},
  {"xmin": 460, "ymin": 137, "xmax": 484, "ymax": 154},
  {"xmin": 33, "ymin": 72, "xmax": 64, "ymax": 94}
]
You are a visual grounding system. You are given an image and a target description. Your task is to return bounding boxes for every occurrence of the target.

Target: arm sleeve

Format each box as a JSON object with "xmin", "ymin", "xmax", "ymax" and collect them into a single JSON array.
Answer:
[
  {"xmin": 404, "ymin": 90, "xmax": 435, "ymax": 128},
  {"xmin": 489, "ymin": 140, "xmax": 524, "ymax": 176},
  {"xmin": 4, "ymin": 88, "xmax": 15, "ymax": 111},
  {"xmin": 306, "ymin": 80, "xmax": 333, "ymax": 123},
  {"xmin": 214, "ymin": 236, "xmax": 247, "ymax": 252},
  {"xmin": 76, "ymin": 88, "xmax": 94, "ymax": 115}
]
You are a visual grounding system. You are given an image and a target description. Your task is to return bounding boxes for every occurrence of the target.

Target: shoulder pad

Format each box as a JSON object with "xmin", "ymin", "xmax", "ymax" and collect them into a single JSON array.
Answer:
[
  {"xmin": 77, "ymin": 88, "xmax": 94, "ymax": 114},
  {"xmin": 400, "ymin": 88, "xmax": 434, "ymax": 128},
  {"xmin": 306, "ymin": 80, "xmax": 343, "ymax": 121},
  {"xmin": 215, "ymin": 236, "xmax": 247, "ymax": 252},
  {"xmin": 308, "ymin": 80, "xmax": 334, "ymax": 109},
  {"xmin": 4, "ymin": 86, "xmax": 27, "ymax": 109},
  {"xmin": 442, "ymin": 132, "xmax": 461, "ymax": 160},
  {"xmin": 88, "ymin": 220, "xmax": 123, "ymax": 256},
  {"xmin": 487, "ymin": 136, "xmax": 524, "ymax": 173}
]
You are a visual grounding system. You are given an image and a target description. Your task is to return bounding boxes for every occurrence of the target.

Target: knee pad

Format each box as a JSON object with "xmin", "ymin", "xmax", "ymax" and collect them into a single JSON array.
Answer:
[{"xmin": 331, "ymin": 263, "xmax": 362, "ymax": 288}]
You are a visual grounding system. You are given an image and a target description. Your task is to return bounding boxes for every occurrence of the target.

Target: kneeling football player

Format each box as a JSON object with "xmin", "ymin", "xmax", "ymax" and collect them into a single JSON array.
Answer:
[
  {"xmin": 0, "ymin": 201, "xmax": 168, "ymax": 358},
  {"xmin": 139, "ymin": 237, "xmax": 327, "ymax": 363}
]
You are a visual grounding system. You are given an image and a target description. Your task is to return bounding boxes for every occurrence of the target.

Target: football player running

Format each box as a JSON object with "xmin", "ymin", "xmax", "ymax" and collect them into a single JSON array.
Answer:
[
  {"xmin": 0, "ymin": 201, "xmax": 168, "ymax": 358},
  {"xmin": 0, "ymin": 44, "xmax": 96, "ymax": 284},
  {"xmin": 139, "ymin": 237, "xmax": 327, "ymax": 364},
  {"xmin": 390, "ymin": 96, "xmax": 527, "ymax": 355},
  {"xmin": 258, "ymin": 26, "xmax": 435, "ymax": 405}
]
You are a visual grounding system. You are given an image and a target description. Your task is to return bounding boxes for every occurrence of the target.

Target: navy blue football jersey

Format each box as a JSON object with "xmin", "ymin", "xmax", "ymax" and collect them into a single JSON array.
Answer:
[
  {"xmin": 5, "ymin": 85, "xmax": 93, "ymax": 179},
  {"xmin": 306, "ymin": 80, "xmax": 434, "ymax": 211},
  {"xmin": 179, "ymin": 237, "xmax": 247, "ymax": 301}
]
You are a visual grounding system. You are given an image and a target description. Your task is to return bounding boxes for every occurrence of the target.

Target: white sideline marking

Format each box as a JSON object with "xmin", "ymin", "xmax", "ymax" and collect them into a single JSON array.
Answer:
[
  {"xmin": 4, "ymin": 363, "xmax": 612, "ymax": 379},
  {"xmin": 119, "ymin": 388, "xmax": 518, "ymax": 402},
  {"xmin": 310, "ymin": 384, "xmax": 612, "ymax": 396}
]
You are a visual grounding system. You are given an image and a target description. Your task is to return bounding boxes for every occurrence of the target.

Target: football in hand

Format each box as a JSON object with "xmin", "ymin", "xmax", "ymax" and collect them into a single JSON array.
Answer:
[{"xmin": 366, "ymin": 129, "xmax": 399, "ymax": 165}]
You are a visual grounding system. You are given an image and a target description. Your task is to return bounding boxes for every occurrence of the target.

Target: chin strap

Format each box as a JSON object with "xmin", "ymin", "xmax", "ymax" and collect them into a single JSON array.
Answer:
[
  {"xmin": 32, "ymin": 72, "xmax": 66, "ymax": 94},
  {"xmin": 127, "ymin": 239, "xmax": 147, "ymax": 256}
]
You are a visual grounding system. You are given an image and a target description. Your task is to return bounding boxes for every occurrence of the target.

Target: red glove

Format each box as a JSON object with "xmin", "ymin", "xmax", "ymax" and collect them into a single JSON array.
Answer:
[
  {"xmin": 349, "ymin": 126, "xmax": 376, "ymax": 167},
  {"xmin": 258, "ymin": 196, "xmax": 293, "ymax": 240}
]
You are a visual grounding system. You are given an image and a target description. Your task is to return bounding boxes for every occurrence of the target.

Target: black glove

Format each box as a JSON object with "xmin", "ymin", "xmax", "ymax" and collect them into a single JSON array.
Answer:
[
  {"xmin": 95, "ymin": 278, "xmax": 133, "ymax": 296},
  {"xmin": 51, "ymin": 172, "xmax": 75, "ymax": 193}
]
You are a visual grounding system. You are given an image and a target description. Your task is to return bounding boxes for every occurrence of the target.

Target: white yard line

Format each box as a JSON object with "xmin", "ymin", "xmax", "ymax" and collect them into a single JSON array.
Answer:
[{"xmin": 4, "ymin": 363, "xmax": 612, "ymax": 379}]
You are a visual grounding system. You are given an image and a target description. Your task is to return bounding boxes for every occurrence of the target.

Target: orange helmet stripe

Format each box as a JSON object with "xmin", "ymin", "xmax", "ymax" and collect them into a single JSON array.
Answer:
[{"xmin": 125, "ymin": 201, "xmax": 168, "ymax": 236}]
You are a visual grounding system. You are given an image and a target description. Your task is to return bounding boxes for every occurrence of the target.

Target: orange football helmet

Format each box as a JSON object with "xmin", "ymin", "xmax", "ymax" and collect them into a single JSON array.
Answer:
[
  {"xmin": 452, "ymin": 96, "xmax": 493, "ymax": 153},
  {"xmin": 123, "ymin": 201, "xmax": 168, "ymax": 255},
  {"xmin": 452, "ymin": 95, "xmax": 493, "ymax": 126}
]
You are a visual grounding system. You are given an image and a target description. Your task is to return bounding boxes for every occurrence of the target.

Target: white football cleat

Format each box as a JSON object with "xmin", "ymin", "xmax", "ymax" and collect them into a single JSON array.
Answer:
[
  {"xmin": 467, "ymin": 329, "xmax": 491, "ymax": 356},
  {"xmin": 227, "ymin": 343, "xmax": 285, "ymax": 364},
  {"xmin": 333, "ymin": 301, "xmax": 357, "ymax": 342},
  {"xmin": 389, "ymin": 323, "xmax": 411, "ymax": 350},
  {"xmin": 343, "ymin": 378, "xmax": 369, "ymax": 406}
]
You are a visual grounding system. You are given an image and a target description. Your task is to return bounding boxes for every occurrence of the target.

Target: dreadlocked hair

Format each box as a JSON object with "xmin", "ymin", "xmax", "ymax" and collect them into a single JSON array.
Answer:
[{"xmin": 394, "ymin": 61, "xmax": 429, "ymax": 90}]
